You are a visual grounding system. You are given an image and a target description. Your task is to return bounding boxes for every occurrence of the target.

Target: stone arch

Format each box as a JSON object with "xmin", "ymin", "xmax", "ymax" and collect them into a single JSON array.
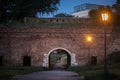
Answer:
[
  {"xmin": 49, "ymin": 49, "xmax": 71, "ymax": 69},
  {"xmin": 42, "ymin": 47, "xmax": 78, "ymax": 67}
]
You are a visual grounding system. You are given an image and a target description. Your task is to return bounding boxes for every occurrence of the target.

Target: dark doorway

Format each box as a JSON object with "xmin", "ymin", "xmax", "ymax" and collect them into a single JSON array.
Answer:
[
  {"xmin": 0, "ymin": 56, "xmax": 3, "ymax": 66},
  {"xmin": 23, "ymin": 56, "xmax": 31, "ymax": 66},
  {"xmin": 91, "ymin": 56, "xmax": 97, "ymax": 65},
  {"xmin": 49, "ymin": 49, "xmax": 71, "ymax": 69}
]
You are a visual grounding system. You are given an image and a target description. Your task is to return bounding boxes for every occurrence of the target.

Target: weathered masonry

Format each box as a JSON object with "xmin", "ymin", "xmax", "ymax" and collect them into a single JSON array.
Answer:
[{"xmin": 0, "ymin": 18, "xmax": 120, "ymax": 67}]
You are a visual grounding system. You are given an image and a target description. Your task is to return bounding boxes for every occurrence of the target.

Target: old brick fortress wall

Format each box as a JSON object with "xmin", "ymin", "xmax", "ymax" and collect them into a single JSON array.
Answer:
[{"xmin": 0, "ymin": 27, "xmax": 120, "ymax": 67}]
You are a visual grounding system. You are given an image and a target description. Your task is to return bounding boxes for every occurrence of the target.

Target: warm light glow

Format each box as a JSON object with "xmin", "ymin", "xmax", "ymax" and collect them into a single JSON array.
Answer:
[
  {"xmin": 86, "ymin": 36, "xmax": 92, "ymax": 42},
  {"xmin": 101, "ymin": 13, "xmax": 108, "ymax": 21}
]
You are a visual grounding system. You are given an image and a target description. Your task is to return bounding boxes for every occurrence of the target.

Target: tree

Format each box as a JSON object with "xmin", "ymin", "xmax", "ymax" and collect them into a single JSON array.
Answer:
[
  {"xmin": 112, "ymin": 0, "xmax": 120, "ymax": 26},
  {"xmin": 89, "ymin": 9, "xmax": 99, "ymax": 20},
  {"xmin": 112, "ymin": 0, "xmax": 120, "ymax": 13},
  {"xmin": 54, "ymin": 13, "xmax": 73, "ymax": 17},
  {"xmin": 89, "ymin": 5, "xmax": 113, "ymax": 23},
  {"xmin": 0, "ymin": 0, "xmax": 60, "ymax": 22}
]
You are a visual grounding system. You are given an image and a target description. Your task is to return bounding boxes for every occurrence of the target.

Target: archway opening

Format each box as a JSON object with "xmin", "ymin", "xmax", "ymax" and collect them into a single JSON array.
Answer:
[{"xmin": 49, "ymin": 49, "xmax": 71, "ymax": 69}]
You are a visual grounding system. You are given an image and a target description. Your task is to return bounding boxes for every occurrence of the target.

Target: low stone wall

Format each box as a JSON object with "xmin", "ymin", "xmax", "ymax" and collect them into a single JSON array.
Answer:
[{"xmin": 24, "ymin": 17, "xmax": 91, "ymax": 23}]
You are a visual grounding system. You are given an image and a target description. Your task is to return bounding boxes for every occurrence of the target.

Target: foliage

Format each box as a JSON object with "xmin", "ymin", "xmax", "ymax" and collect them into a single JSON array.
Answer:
[
  {"xmin": 67, "ymin": 51, "xmax": 120, "ymax": 80},
  {"xmin": 89, "ymin": 0, "xmax": 120, "ymax": 27},
  {"xmin": 67, "ymin": 64, "xmax": 120, "ymax": 80},
  {"xmin": 112, "ymin": 0, "xmax": 120, "ymax": 14},
  {"xmin": 54, "ymin": 13, "xmax": 73, "ymax": 17},
  {"xmin": 88, "ymin": 5, "xmax": 113, "ymax": 23},
  {"xmin": 107, "ymin": 51, "xmax": 120, "ymax": 64},
  {"xmin": 89, "ymin": 9, "xmax": 99, "ymax": 20},
  {"xmin": 0, "ymin": 18, "xmax": 100, "ymax": 28},
  {"xmin": 0, "ymin": 0, "xmax": 60, "ymax": 22},
  {"xmin": 112, "ymin": 0, "xmax": 120, "ymax": 26}
]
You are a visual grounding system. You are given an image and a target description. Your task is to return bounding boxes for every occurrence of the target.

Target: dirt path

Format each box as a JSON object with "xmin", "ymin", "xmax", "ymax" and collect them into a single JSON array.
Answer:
[{"xmin": 14, "ymin": 70, "xmax": 84, "ymax": 80}]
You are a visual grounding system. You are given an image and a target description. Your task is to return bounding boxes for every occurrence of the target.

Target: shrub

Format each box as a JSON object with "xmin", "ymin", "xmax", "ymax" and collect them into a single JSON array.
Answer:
[{"xmin": 107, "ymin": 51, "xmax": 120, "ymax": 64}]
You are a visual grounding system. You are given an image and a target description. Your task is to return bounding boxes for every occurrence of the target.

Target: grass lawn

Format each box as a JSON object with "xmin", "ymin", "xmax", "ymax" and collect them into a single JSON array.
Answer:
[
  {"xmin": 0, "ymin": 66, "xmax": 48, "ymax": 80},
  {"xmin": 67, "ymin": 64, "xmax": 120, "ymax": 80},
  {"xmin": 67, "ymin": 51, "xmax": 120, "ymax": 80}
]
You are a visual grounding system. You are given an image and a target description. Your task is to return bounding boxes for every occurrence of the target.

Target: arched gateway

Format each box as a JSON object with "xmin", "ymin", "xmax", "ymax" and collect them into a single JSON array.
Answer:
[
  {"xmin": 42, "ymin": 48, "xmax": 78, "ymax": 68},
  {"xmin": 49, "ymin": 49, "xmax": 71, "ymax": 69}
]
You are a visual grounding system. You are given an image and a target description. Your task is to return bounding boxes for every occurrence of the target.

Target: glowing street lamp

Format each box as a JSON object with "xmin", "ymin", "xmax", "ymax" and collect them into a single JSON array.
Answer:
[
  {"xmin": 101, "ymin": 13, "xmax": 109, "ymax": 21},
  {"xmin": 87, "ymin": 36, "xmax": 92, "ymax": 42},
  {"xmin": 101, "ymin": 12, "xmax": 109, "ymax": 75}
]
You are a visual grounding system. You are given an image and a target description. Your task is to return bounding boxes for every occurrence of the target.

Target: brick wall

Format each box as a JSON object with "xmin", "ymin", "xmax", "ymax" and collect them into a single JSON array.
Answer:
[{"xmin": 0, "ymin": 27, "xmax": 119, "ymax": 67}]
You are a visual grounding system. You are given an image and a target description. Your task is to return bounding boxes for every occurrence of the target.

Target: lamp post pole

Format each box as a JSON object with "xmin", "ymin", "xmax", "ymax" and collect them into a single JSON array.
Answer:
[
  {"xmin": 101, "ymin": 13, "xmax": 108, "ymax": 76},
  {"xmin": 104, "ymin": 19, "xmax": 107, "ymax": 75},
  {"xmin": 88, "ymin": 43, "xmax": 90, "ymax": 65}
]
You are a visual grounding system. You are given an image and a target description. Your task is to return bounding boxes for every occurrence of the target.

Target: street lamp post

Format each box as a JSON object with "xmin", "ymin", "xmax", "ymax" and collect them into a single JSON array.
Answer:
[
  {"xmin": 86, "ymin": 36, "xmax": 92, "ymax": 65},
  {"xmin": 101, "ymin": 13, "xmax": 109, "ymax": 75}
]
